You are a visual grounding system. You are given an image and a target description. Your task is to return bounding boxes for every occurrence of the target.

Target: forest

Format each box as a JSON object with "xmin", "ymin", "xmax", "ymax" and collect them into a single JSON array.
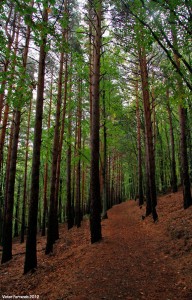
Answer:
[{"xmin": 0, "ymin": 0, "xmax": 192, "ymax": 285}]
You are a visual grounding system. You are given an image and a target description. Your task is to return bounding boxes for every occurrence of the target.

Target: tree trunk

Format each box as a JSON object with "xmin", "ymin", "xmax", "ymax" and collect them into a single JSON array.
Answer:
[
  {"xmin": 102, "ymin": 89, "xmax": 108, "ymax": 219},
  {"xmin": 20, "ymin": 4, "xmax": 33, "ymax": 242},
  {"xmin": 53, "ymin": 45, "xmax": 68, "ymax": 242},
  {"xmin": 90, "ymin": 0, "xmax": 102, "ymax": 243},
  {"xmin": 75, "ymin": 80, "xmax": 82, "ymax": 228},
  {"xmin": 58, "ymin": 179, "xmax": 62, "ymax": 223},
  {"xmin": 24, "ymin": 6, "xmax": 48, "ymax": 274},
  {"xmin": 166, "ymin": 89, "xmax": 177, "ymax": 193},
  {"xmin": 88, "ymin": 1, "xmax": 93, "ymax": 139},
  {"xmin": 14, "ymin": 179, "xmax": 21, "ymax": 238},
  {"xmin": 0, "ymin": 104, "xmax": 10, "ymax": 171},
  {"xmin": 135, "ymin": 77, "xmax": 144, "ymax": 206},
  {"xmin": 1, "ymin": 13, "xmax": 22, "ymax": 262},
  {"xmin": 171, "ymin": 18, "xmax": 192, "ymax": 208},
  {"xmin": 138, "ymin": 45, "xmax": 158, "ymax": 222},
  {"xmin": 179, "ymin": 106, "xmax": 192, "ymax": 208},
  {"xmin": 21, "ymin": 98, "xmax": 32, "ymax": 243},
  {"xmin": 1, "ymin": 109, "xmax": 21, "ymax": 263},
  {"xmin": 42, "ymin": 77, "xmax": 53, "ymax": 237},
  {"xmin": 45, "ymin": 48, "xmax": 64, "ymax": 254},
  {"xmin": 66, "ymin": 79, "xmax": 74, "ymax": 230}
]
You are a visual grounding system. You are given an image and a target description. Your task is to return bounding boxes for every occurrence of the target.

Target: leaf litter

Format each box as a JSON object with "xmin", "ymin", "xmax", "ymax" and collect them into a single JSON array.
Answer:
[{"xmin": 0, "ymin": 189, "xmax": 192, "ymax": 300}]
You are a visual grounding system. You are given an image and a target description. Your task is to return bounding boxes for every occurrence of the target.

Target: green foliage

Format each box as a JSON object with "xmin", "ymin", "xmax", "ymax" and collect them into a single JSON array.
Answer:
[{"xmin": 0, "ymin": 0, "xmax": 191, "ymax": 242}]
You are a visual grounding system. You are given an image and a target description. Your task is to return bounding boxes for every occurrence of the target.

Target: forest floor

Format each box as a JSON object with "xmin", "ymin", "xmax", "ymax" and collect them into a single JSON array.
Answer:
[{"xmin": 1, "ymin": 189, "xmax": 192, "ymax": 300}]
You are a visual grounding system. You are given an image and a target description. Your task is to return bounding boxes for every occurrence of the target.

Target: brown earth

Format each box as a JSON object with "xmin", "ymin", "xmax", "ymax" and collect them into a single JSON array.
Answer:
[{"xmin": 0, "ymin": 190, "xmax": 192, "ymax": 300}]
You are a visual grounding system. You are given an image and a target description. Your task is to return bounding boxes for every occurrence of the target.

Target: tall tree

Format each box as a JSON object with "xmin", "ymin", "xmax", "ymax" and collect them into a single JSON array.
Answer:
[
  {"xmin": 41, "ymin": 74, "xmax": 53, "ymax": 237},
  {"xmin": 14, "ymin": 178, "xmax": 21, "ymax": 238},
  {"xmin": 1, "ymin": 15, "xmax": 22, "ymax": 263},
  {"xmin": 66, "ymin": 83, "xmax": 74, "ymax": 230},
  {"xmin": 24, "ymin": 4, "xmax": 48, "ymax": 273},
  {"xmin": 135, "ymin": 75, "xmax": 144, "ymax": 206},
  {"xmin": 166, "ymin": 88, "xmax": 177, "ymax": 193},
  {"xmin": 89, "ymin": 0, "xmax": 102, "ymax": 243},
  {"xmin": 1, "ymin": 109, "xmax": 21, "ymax": 263},
  {"xmin": 20, "ymin": 99, "xmax": 32, "ymax": 243},
  {"xmin": 20, "ymin": 0, "xmax": 34, "ymax": 244},
  {"xmin": 138, "ymin": 41, "xmax": 158, "ymax": 221},
  {"xmin": 170, "ymin": 12, "xmax": 192, "ymax": 208},
  {"xmin": 45, "ymin": 23, "xmax": 66, "ymax": 254},
  {"xmin": 101, "ymin": 88, "xmax": 108, "ymax": 219},
  {"xmin": 75, "ymin": 79, "xmax": 82, "ymax": 228}
]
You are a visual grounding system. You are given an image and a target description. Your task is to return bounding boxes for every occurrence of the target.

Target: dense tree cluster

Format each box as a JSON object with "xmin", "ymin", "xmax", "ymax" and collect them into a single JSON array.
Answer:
[{"xmin": 0, "ymin": 0, "xmax": 191, "ymax": 273}]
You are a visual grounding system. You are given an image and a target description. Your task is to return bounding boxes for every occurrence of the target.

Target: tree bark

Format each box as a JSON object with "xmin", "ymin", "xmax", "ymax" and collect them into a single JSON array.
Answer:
[
  {"xmin": 135, "ymin": 77, "xmax": 144, "ymax": 206},
  {"xmin": 171, "ymin": 17, "xmax": 192, "ymax": 208},
  {"xmin": 45, "ymin": 47, "xmax": 64, "ymax": 254},
  {"xmin": 14, "ymin": 179, "xmax": 21, "ymax": 238},
  {"xmin": 90, "ymin": 0, "xmax": 102, "ymax": 243},
  {"xmin": 66, "ymin": 75, "xmax": 74, "ymax": 230},
  {"xmin": 1, "ymin": 109, "xmax": 21, "ymax": 263},
  {"xmin": 24, "ymin": 6, "xmax": 48, "ymax": 273},
  {"xmin": 41, "ymin": 75, "xmax": 53, "ymax": 237},
  {"xmin": 138, "ymin": 45, "xmax": 158, "ymax": 222},
  {"xmin": 1, "ymin": 15, "xmax": 22, "ymax": 263},
  {"xmin": 166, "ymin": 89, "xmax": 177, "ymax": 193},
  {"xmin": 75, "ymin": 80, "xmax": 82, "ymax": 228},
  {"xmin": 102, "ymin": 89, "xmax": 108, "ymax": 219},
  {"xmin": 20, "ymin": 2, "xmax": 34, "ymax": 243}
]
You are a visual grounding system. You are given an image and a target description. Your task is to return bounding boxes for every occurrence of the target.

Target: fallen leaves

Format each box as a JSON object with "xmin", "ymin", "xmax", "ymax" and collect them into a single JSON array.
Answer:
[{"xmin": 0, "ymin": 190, "xmax": 192, "ymax": 300}]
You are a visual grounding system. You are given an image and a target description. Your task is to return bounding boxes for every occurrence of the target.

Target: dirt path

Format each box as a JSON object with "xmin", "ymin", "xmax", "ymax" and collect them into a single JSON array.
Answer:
[{"xmin": 0, "ymin": 191, "xmax": 192, "ymax": 299}]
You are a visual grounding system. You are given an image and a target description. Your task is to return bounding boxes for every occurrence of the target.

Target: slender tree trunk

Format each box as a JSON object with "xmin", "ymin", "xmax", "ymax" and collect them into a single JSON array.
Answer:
[
  {"xmin": 1, "ymin": 109, "xmax": 21, "ymax": 263},
  {"xmin": 135, "ymin": 78, "xmax": 144, "ymax": 206},
  {"xmin": 157, "ymin": 124, "xmax": 166, "ymax": 192},
  {"xmin": 111, "ymin": 155, "xmax": 116, "ymax": 206},
  {"xmin": 138, "ymin": 45, "xmax": 158, "ymax": 222},
  {"xmin": 90, "ymin": 0, "xmax": 102, "ymax": 243},
  {"xmin": 58, "ymin": 179, "xmax": 62, "ymax": 223},
  {"xmin": 1, "ymin": 16, "xmax": 22, "ymax": 263},
  {"xmin": 75, "ymin": 80, "xmax": 82, "ymax": 228},
  {"xmin": 20, "ymin": 3, "xmax": 33, "ymax": 243},
  {"xmin": 88, "ymin": 2, "xmax": 93, "ymax": 138},
  {"xmin": 66, "ymin": 78, "xmax": 74, "ymax": 230},
  {"xmin": 0, "ymin": 104, "xmax": 9, "ymax": 171},
  {"xmin": 179, "ymin": 106, "xmax": 192, "ymax": 208},
  {"xmin": 14, "ymin": 179, "xmax": 21, "ymax": 238},
  {"xmin": 24, "ymin": 6, "xmax": 48, "ymax": 274},
  {"xmin": 187, "ymin": 101, "xmax": 192, "ymax": 182},
  {"xmin": 166, "ymin": 89, "xmax": 177, "ymax": 193},
  {"xmin": 21, "ymin": 99, "xmax": 32, "ymax": 243},
  {"xmin": 71, "ymin": 110, "xmax": 78, "ymax": 219},
  {"xmin": 1, "ymin": 112, "xmax": 15, "ymax": 245},
  {"xmin": 45, "ymin": 47, "xmax": 64, "ymax": 254},
  {"xmin": 107, "ymin": 155, "xmax": 111, "ymax": 209},
  {"xmin": 53, "ymin": 47, "xmax": 69, "ymax": 242},
  {"xmin": 42, "ymin": 77, "xmax": 53, "ymax": 237},
  {"xmin": 171, "ymin": 19, "xmax": 192, "ymax": 208},
  {"xmin": 102, "ymin": 89, "xmax": 108, "ymax": 219},
  {"xmin": 81, "ymin": 138, "xmax": 86, "ymax": 216},
  {"xmin": 4, "ymin": 113, "xmax": 15, "ymax": 216}
]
